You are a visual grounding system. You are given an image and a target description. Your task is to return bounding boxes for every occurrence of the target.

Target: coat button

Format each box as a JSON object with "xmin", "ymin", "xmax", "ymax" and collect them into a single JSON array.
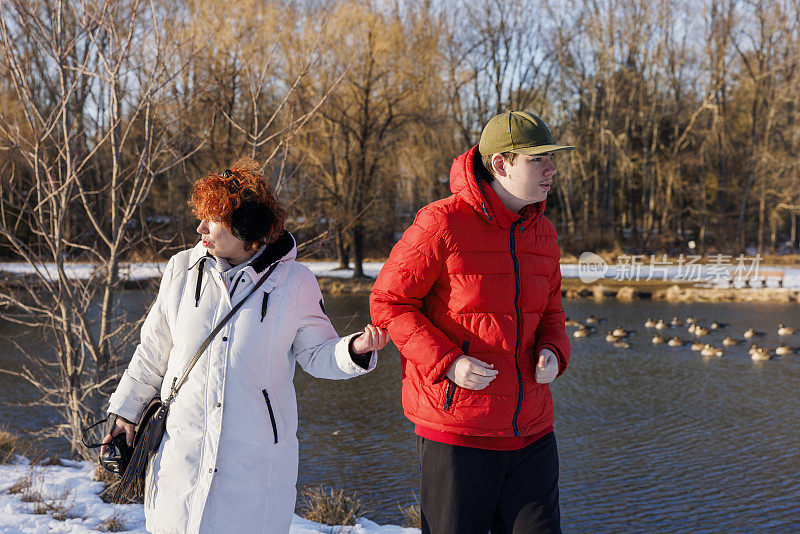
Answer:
[
  {"xmin": 216, "ymin": 402, "xmax": 221, "ymax": 408},
  {"xmin": 222, "ymin": 336, "xmax": 227, "ymax": 341},
  {"xmin": 209, "ymin": 468, "xmax": 213, "ymax": 473}
]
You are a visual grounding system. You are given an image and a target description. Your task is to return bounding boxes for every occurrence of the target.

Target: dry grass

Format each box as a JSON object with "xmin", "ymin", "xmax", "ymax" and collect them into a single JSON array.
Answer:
[
  {"xmin": 7, "ymin": 467, "xmax": 77, "ymax": 521},
  {"xmin": 0, "ymin": 428, "xmax": 20, "ymax": 463},
  {"xmin": 0, "ymin": 426, "xmax": 55, "ymax": 466},
  {"xmin": 98, "ymin": 511, "xmax": 126, "ymax": 532},
  {"xmin": 32, "ymin": 486, "xmax": 75, "ymax": 520},
  {"xmin": 298, "ymin": 486, "xmax": 369, "ymax": 527},
  {"xmin": 8, "ymin": 473, "xmax": 32, "ymax": 495},
  {"xmin": 14, "ymin": 469, "xmax": 39, "ymax": 503},
  {"xmin": 399, "ymin": 494, "xmax": 421, "ymax": 529}
]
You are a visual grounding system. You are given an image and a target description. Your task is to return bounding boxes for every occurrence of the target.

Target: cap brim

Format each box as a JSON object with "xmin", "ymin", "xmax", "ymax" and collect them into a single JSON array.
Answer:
[{"xmin": 512, "ymin": 144, "xmax": 576, "ymax": 155}]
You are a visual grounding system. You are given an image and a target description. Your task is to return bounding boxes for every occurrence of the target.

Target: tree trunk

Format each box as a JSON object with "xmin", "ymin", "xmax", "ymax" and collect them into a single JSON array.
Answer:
[
  {"xmin": 769, "ymin": 210, "xmax": 777, "ymax": 253},
  {"xmin": 336, "ymin": 225, "xmax": 349, "ymax": 269},
  {"xmin": 350, "ymin": 224, "xmax": 366, "ymax": 278},
  {"xmin": 757, "ymin": 183, "xmax": 766, "ymax": 254},
  {"xmin": 737, "ymin": 172, "xmax": 755, "ymax": 250}
]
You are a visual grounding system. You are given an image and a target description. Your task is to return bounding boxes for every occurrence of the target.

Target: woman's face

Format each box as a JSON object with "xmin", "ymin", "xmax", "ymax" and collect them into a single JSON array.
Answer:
[{"xmin": 196, "ymin": 218, "xmax": 251, "ymax": 265}]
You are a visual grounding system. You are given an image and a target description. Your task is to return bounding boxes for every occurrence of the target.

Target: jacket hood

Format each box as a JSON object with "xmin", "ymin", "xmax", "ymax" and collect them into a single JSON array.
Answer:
[{"xmin": 449, "ymin": 144, "xmax": 546, "ymax": 229}]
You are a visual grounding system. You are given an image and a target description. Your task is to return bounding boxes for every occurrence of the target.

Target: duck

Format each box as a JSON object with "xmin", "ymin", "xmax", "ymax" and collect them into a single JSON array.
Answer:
[
  {"xmin": 700, "ymin": 344, "xmax": 723, "ymax": 357},
  {"xmin": 777, "ymin": 323, "xmax": 796, "ymax": 336},
  {"xmin": 690, "ymin": 341, "xmax": 705, "ymax": 351},
  {"xmin": 751, "ymin": 346, "xmax": 773, "ymax": 361},
  {"xmin": 685, "ymin": 316, "xmax": 699, "ymax": 325},
  {"xmin": 688, "ymin": 324, "xmax": 697, "ymax": 334},
  {"xmin": 722, "ymin": 336, "xmax": 741, "ymax": 346},
  {"xmin": 693, "ymin": 326, "xmax": 710, "ymax": 337},
  {"xmin": 613, "ymin": 340, "xmax": 631, "ymax": 349},
  {"xmin": 605, "ymin": 332, "xmax": 619, "ymax": 343},
  {"xmin": 667, "ymin": 337, "xmax": 683, "ymax": 347},
  {"xmin": 651, "ymin": 335, "xmax": 665, "ymax": 344},
  {"xmin": 775, "ymin": 344, "xmax": 796, "ymax": 356},
  {"xmin": 670, "ymin": 317, "xmax": 684, "ymax": 327},
  {"xmin": 744, "ymin": 328, "xmax": 765, "ymax": 339},
  {"xmin": 644, "ymin": 318, "xmax": 656, "ymax": 328},
  {"xmin": 585, "ymin": 315, "xmax": 603, "ymax": 325},
  {"xmin": 612, "ymin": 326, "xmax": 629, "ymax": 338},
  {"xmin": 710, "ymin": 321, "xmax": 728, "ymax": 330},
  {"xmin": 573, "ymin": 325, "xmax": 594, "ymax": 338},
  {"xmin": 565, "ymin": 318, "xmax": 581, "ymax": 327},
  {"xmin": 654, "ymin": 319, "xmax": 667, "ymax": 330}
]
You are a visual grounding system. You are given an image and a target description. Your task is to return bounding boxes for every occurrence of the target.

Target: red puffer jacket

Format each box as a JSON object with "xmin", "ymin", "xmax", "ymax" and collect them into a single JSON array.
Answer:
[{"xmin": 370, "ymin": 145, "xmax": 570, "ymax": 439}]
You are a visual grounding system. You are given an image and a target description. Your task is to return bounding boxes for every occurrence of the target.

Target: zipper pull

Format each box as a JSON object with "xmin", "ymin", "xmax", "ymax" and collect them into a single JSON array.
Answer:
[{"xmin": 481, "ymin": 202, "xmax": 493, "ymax": 220}]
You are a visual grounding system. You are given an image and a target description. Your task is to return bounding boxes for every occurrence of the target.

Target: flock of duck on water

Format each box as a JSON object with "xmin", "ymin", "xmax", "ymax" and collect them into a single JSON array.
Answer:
[{"xmin": 566, "ymin": 315, "xmax": 799, "ymax": 360}]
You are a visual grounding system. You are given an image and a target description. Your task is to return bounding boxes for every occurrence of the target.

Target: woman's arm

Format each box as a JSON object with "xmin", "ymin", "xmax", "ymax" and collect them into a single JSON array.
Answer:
[
  {"xmin": 292, "ymin": 267, "xmax": 384, "ymax": 379},
  {"xmin": 107, "ymin": 256, "xmax": 178, "ymax": 423}
]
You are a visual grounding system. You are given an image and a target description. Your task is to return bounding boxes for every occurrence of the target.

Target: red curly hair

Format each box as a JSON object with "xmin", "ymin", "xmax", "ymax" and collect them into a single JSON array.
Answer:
[{"xmin": 189, "ymin": 156, "xmax": 286, "ymax": 251}]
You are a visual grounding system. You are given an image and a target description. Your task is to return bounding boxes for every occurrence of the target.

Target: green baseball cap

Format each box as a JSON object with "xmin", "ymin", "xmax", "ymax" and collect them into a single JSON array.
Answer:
[{"xmin": 479, "ymin": 111, "xmax": 576, "ymax": 156}]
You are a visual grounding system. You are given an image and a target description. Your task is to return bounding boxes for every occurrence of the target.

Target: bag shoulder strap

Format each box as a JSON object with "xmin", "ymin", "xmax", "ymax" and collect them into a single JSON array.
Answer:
[{"xmin": 165, "ymin": 260, "xmax": 280, "ymax": 405}]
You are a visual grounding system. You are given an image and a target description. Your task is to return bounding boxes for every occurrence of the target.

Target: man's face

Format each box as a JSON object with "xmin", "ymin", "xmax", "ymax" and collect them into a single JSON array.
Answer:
[{"xmin": 496, "ymin": 152, "xmax": 558, "ymax": 206}]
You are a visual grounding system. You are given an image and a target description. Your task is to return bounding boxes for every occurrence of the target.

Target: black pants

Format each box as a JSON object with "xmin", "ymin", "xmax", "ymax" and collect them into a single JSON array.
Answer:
[{"xmin": 418, "ymin": 432, "xmax": 561, "ymax": 534}]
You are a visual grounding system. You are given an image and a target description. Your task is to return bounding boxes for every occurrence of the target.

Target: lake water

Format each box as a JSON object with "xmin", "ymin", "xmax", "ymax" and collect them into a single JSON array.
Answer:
[{"xmin": 1, "ymin": 293, "xmax": 799, "ymax": 532}]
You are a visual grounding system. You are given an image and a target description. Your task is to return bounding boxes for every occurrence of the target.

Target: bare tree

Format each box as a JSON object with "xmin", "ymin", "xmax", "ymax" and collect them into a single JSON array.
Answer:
[
  {"xmin": 291, "ymin": 0, "xmax": 441, "ymax": 277},
  {"xmin": 0, "ymin": 0, "xmax": 201, "ymax": 456}
]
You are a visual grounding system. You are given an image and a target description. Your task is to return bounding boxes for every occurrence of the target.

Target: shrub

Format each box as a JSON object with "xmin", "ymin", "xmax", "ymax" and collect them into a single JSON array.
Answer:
[
  {"xmin": 399, "ymin": 495, "xmax": 421, "ymax": 529},
  {"xmin": 8, "ymin": 474, "xmax": 32, "ymax": 495},
  {"xmin": 0, "ymin": 428, "xmax": 19, "ymax": 463},
  {"xmin": 98, "ymin": 512, "xmax": 126, "ymax": 532},
  {"xmin": 298, "ymin": 486, "xmax": 369, "ymax": 527}
]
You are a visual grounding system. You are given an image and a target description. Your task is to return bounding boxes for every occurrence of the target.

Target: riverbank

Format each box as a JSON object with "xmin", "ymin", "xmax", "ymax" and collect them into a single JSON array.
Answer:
[
  {"xmin": 317, "ymin": 275, "xmax": 800, "ymax": 302},
  {"xmin": 1, "ymin": 259, "xmax": 799, "ymax": 302},
  {"xmin": 559, "ymin": 278, "xmax": 800, "ymax": 302}
]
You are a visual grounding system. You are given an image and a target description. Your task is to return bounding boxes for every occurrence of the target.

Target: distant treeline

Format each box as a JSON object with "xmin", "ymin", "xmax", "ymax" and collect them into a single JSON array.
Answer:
[{"xmin": 2, "ymin": 0, "xmax": 799, "ymax": 276}]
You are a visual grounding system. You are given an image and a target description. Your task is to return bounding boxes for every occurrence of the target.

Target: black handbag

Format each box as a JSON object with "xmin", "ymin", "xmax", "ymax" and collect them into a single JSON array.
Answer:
[{"xmin": 109, "ymin": 261, "xmax": 278, "ymax": 503}]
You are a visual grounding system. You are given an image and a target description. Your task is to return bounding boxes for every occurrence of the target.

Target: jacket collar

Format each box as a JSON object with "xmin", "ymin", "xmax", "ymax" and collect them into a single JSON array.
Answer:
[{"xmin": 449, "ymin": 144, "xmax": 546, "ymax": 231}]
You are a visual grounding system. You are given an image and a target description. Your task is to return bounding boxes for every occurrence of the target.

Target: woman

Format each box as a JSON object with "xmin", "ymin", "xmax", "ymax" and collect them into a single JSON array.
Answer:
[{"xmin": 103, "ymin": 157, "xmax": 388, "ymax": 533}]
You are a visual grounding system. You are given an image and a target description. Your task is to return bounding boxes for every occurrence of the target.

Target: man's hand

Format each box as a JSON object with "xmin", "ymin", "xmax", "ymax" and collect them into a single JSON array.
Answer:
[
  {"xmin": 100, "ymin": 416, "xmax": 135, "ymax": 454},
  {"xmin": 446, "ymin": 355, "xmax": 498, "ymax": 390},
  {"xmin": 535, "ymin": 348, "xmax": 559, "ymax": 384},
  {"xmin": 351, "ymin": 324, "xmax": 390, "ymax": 354}
]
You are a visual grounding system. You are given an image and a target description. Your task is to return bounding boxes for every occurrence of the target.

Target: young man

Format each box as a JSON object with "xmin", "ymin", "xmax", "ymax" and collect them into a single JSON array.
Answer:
[{"xmin": 370, "ymin": 111, "xmax": 573, "ymax": 533}]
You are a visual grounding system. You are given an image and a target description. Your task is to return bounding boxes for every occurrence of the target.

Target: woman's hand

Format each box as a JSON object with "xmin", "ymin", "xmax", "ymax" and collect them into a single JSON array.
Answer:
[
  {"xmin": 100, "ymin": 415, "xmax": 135, "ymax": 454},
  {"xmin": 351, "ymin": 324, "xmax": 390, "ymax": 354}
]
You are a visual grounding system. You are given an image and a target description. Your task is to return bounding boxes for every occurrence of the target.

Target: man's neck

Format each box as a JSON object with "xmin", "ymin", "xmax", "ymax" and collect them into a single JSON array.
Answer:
[{"xmin": 489, "ymin": 180, "xmax": 526, "ymax": 214}]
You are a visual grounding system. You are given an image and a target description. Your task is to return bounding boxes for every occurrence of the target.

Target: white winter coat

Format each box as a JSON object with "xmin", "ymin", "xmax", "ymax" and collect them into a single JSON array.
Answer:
[{"xmin": 108, "ymin": 232, "xmax": 375, "ymax": 534}]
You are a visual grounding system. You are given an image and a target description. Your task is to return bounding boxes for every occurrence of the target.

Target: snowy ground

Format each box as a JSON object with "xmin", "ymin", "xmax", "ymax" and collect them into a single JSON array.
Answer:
[{"xmin": 0, "ymin": 457, "xmax": 418, "ymax": 533}]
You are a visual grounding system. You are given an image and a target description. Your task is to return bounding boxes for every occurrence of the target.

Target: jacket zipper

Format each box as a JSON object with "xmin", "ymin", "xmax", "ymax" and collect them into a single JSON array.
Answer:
[
  {"xmin": 261, "ymin": 389, "xmax": 278, "ymax": 444},
  {"xmin": 443, "ymin": 340, "xmax": 470, "ymax": 412},
  {"xmin": 510, "ymin": 220, "xmax": 524, "ymax": 437}
]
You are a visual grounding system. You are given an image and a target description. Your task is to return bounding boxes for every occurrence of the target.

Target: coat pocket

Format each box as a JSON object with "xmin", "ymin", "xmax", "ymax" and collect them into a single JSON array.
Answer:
[
  {"xmin": 261, "ymin": 389, "xmax": 279, "ymax": 444},
  {"xmin": 442, "ymin": 340, "xmax": 470, "ymax": 412}
]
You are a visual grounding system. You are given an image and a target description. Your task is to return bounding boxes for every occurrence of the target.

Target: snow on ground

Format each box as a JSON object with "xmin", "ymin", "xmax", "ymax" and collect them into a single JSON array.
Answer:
[
  {"xmin": 301, "ymin": 262, "xmax": 384, "ymax": 280},
  {"xmin": 0, "ymin": 457, "xmax": 145, "ymax": 533},
  {"xmin": 1, "ymin": 259, "xmax": 798, "ymax": 288},
  {"xmin": 0, "ymin": 457, "xmax": 418, "ymax": 534}
]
